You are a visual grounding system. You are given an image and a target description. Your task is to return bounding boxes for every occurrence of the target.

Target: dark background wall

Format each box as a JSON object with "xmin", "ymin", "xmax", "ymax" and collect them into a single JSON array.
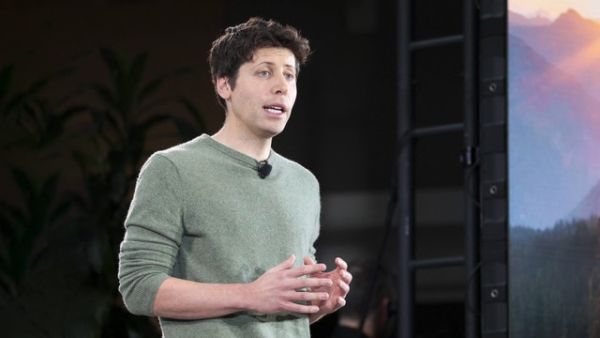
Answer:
[{"xmin": 0, "ymin": 0, "xmax": 469, "ymax": 337}]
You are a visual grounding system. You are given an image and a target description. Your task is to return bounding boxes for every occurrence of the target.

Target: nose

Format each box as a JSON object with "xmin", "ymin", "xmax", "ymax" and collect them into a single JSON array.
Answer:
[{"xmin": 271, "ymin": 73, "xmax": 288, "ymax": 95}]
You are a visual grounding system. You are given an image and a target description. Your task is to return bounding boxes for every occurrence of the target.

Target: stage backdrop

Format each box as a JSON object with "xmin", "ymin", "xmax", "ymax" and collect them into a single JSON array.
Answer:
[{"xmin": 509, "ymin": 0, "xmax": 600, "ymax": 337}]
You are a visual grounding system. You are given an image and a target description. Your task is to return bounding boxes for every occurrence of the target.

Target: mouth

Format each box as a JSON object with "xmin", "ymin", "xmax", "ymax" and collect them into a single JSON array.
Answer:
[{"xmin": 263, "ymin": 104, "xmax": 287, "ymax": 115}]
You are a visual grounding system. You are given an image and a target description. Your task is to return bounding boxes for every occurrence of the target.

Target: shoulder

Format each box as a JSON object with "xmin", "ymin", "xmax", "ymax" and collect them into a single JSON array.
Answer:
[
  {"xmin": 154, "ymin": 135, "xmax": 210, "ymax": 161},
  {"xmin": 134, "ymin": 136, "xmax": 213, "ymax": 185},
  {"xmin": 142, "ymin": 135, "xmax": 212, "ymax": 170}
]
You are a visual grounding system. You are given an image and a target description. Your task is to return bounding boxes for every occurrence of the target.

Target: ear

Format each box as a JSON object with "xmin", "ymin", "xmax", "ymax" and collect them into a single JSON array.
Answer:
[{"xmin": 216, "ymin": 77, "xmax": 232, "ymax": 100}]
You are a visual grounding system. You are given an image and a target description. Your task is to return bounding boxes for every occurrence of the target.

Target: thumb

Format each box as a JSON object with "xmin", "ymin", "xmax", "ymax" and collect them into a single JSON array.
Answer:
[
  {"xmin": 303, "ymin": 256, "xmax": 316, "ymax": 266},
  {"xmin": 270, "ymin": 255, "xmax": 296, "ymax": 272}
]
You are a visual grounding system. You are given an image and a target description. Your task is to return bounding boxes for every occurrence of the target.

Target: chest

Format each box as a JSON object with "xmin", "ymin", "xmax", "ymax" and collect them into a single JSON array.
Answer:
[{"xmin": 181, "ymin": 171, "xmax": 317, "ymax": 254}]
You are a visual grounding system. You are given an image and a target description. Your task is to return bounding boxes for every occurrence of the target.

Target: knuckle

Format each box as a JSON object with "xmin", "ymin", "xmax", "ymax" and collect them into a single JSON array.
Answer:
[
  {"xmin": 278, "ymin": 300, "xmax": 288, "ymax": 311},
  {"xmin": 309, "ymin": 280, "xmax": 323, "ymax": 288}
]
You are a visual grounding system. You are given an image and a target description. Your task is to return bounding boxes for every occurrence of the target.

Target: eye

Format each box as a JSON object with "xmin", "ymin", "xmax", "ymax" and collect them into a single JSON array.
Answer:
[
  {"xmin": 256, "ymin": 70, "xmax": 271, "ymax": 78},
  {"xmin": 284, "ymin": 73, "xmax": 296, "ymax": 81}
]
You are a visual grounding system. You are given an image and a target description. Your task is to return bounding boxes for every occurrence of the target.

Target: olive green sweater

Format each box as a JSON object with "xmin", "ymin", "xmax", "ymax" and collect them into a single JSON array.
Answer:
[{"xmin": 118, "ymin": 134, "xmax": 321, "ymax": 338}]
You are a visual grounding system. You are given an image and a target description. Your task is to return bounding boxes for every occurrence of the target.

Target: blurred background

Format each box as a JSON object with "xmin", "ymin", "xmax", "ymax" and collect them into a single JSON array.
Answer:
[{"xmin": 0, "ymin": 0, "xmax": 468, "ymax": 337}]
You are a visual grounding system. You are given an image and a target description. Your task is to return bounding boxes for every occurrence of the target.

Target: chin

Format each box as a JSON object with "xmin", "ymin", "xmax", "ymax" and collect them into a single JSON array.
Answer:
[
  {"xmin": 262, "ymin": 129, "xmax": 284, "ymax": 138},
  {"xmin": 259, "ymin": 125, "xmax": 287, "ymax": 138}
]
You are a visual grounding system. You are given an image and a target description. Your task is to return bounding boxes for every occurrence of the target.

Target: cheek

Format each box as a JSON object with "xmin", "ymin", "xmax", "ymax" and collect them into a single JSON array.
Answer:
[
  {"xmin": 232, "ymin": 89, "xmax": 254, "ymax": 106},
  {"xmin": 289, "ymin": 87, "xmax": 298, "ymax": 104}
]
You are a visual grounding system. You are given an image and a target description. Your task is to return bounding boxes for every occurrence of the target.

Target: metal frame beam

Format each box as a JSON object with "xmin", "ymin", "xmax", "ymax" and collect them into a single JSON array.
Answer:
[{"xmin": 395, "ymin": 0, "xmax": 481, "ymax": 337}]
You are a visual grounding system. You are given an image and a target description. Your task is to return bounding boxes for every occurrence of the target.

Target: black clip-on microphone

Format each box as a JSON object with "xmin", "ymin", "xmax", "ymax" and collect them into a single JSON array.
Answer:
[{"xmin": 257, "ymin": 160, "xmax": 272, "ymax": 179}]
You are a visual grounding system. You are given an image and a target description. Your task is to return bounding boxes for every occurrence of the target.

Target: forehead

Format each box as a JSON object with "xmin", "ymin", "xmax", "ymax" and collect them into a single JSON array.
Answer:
[{"xmin": 250, "ymin": 47, "xmax": 297, "ymax": 67}]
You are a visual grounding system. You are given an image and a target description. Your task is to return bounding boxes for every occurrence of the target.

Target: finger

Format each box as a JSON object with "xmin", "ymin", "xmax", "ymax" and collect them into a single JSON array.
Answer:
[
  {"xmin": 270, "ymin": 255, "xmax": 296, "ymax": 272},
  {"xmin": 341, "ymin": 270, "xmax": 353, "ymax": 284},
  {"xmin": 286, "ymin": 290, "xmax": 330, "ymax": 302},
  {"xmin": 338, "ymin": 280, "xmax": 350, "ymax": 295},
  {"xmin": 337, "ymin": 297, "xmax": 347, "ymax": 307},
  {"xmin": 303, "ymin": 256, "xmax": 316, "ymax": 265},
  {"xmin": 286, "ymin": 263, "xmax": 327, "ymax": 277},
  {"xmin": 289, "ymin": 277, "xmax": 333, "ymax": 289},
  {"xmin": 281, "ymin": 301, "xmax": 320, "ymax": 314},
  {"xmin": 335, "ymin": 257, "xmax": 348, "ymax": 270}
]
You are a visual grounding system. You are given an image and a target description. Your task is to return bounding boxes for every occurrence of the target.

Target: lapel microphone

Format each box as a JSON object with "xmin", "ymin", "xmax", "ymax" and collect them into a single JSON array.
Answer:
[{"xmin": 257, "ymin": 160, "xmax": 272, "ymax": 179}]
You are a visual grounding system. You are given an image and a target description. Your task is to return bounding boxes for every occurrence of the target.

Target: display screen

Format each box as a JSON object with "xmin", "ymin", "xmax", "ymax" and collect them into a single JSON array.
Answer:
[{"xmin": 508, "ymin": 1, "xmax": 600, "ymax": 336}]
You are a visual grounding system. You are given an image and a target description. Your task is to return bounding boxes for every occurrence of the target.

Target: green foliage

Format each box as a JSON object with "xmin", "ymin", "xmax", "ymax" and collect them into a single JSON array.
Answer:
[
  {"xmin": 0, "ymin": 169, "xmax": 68, "ymax": 296},
  {"xmin": 510, "ymin": 217, "xmax": 600, "ymax": 337},
  {"xmin": 85, "ymin": 48, "xmax": 202, "ymax": 169},
  {"xmin": 0, "ymin": 48, "xmax": 205, "ymax": 337},
  {"xmin": 0, "ymin": 64, "xmax": 15, "ymax": 107},
  {"xmin": 0, "ymin": 64, "xmax": 84, "ymax": 150}
]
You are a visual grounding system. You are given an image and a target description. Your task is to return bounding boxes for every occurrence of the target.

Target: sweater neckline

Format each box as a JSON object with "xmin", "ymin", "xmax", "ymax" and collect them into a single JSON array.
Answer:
[{"xmin": 200, "ymin": 134, "xmax": 278, "ymax": 169}]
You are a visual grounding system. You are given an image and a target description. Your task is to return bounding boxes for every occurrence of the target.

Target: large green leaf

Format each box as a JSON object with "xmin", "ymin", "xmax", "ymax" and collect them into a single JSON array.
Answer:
[
  {"xmin": 136, "ymin": 65, "xmax": 195, "ymax": 114},
  {"xmin": 0, "ymin": 64, "xmax": 15, "ymax": 108},
  {"xmin": 0, "ymin": 171, "xmax": 72, "ymax": 295},
  {"xmin": 137, "ymin": 76, "xmax": 164, "ymax": 106},
  {"xmin": 4, "ymin": 68, "xmax": 73, "ymax": 118},
  {"xmin": 171, "ymin": 98, "xmax": 206, "ymax": 141},
  {"xmin": 39, "ymin": 174, "xmax": 59, "ymax": 209},
  {"xmin": 10, "ymin": 168, "xmax": 35, "ymax": 201},
  {"xmin": 137, "ymin": 114, "xmax": 170, "ymax": 133},
  {"xmin": 99, "ymin": 48, "xmax": 124, "ymax": 82},
  {"xmin": 60, "ymin": 105, "xmax": 88, "ymax": 123},
  {"xmin": 170, "ymin": 115, "xmax": 202, "ymax": 142},
  {"xmin": 0, "ymin": 200, "xmax": 26, "ymax": 231},
  {"xmin": 90, "ymin": 83, "xmax": 117, "ymax": 109},
  {"xmin": 179, "ymin": 97, "xmax": 205, "ymax": 130},
  {"xmin": 24, "ymin": 68, "xmax": 73, "ymax": 96},
  {"xmin": 38, "ymin": 105, "xmax": 89, "ymax": 146},
  {"xmin": 128, "ymin": 52, "xmax": 148, "ymax": 96},
  {"xmin": 0, "ymin": 205, "xmax": 15, "ymax": 240},
  {"xmin": 104, "ymin": 109, "xmax": 126, "ymax": 144}
]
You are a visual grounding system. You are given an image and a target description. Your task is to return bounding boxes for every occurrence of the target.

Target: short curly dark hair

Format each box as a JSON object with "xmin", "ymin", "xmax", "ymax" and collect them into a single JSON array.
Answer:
[{"xmin": 208, "ymin": 17, "xmax": 311, "ymax": 110}]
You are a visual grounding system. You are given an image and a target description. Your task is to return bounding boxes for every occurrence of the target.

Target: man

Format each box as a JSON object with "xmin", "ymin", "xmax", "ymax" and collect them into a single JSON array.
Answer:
[{"xmin": 118, "ymin": 17, "xmax": 352, "ymax": 337}]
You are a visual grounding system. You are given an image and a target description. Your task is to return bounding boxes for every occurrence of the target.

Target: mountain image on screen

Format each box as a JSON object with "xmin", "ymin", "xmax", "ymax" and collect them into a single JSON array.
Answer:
[
  {"xmin": 569, "ymin": 180, "xmax": 600, "ymax": 220},
  {"xmin": 509, "ymin": 8, "xmax": 600, "ymax": 230},
  {"xmin": 509, "ymin": 4, "xmax": 600, "ymax": 338}
]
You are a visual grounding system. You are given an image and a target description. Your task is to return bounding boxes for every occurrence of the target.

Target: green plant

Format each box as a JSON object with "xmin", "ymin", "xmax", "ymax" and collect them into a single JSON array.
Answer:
[
  {"xmin": 77, "ymin": 47, "xmax": 203, "ymax": 278},
  {"xmin": 0, "ymin": 168, "xmax": 110, "ymax": 338},
  {"xmin": 73, "ymin": 48, "xmax": 204, "ymax": 337},
  {"xmin": 0, "ymin": 169, "xmax": 69, "ymax": 296},
  {"xmin": 0, "ymin": 64, "xmax": 87, "ymax": 152},
  {"xmin": 0, "ymin": 47, "xmax": 205, "ymax": 337}
]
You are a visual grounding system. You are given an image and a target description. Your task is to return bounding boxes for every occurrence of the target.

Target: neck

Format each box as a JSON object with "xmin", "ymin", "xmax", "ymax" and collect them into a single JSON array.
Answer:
[{"xmin": 211, "ymin": 126, "xmax": 272, "ymax": 162}]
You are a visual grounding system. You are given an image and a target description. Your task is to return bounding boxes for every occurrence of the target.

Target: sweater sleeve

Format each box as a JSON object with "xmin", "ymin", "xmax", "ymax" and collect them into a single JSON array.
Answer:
[
  {"xmin": 308, "ymin": 180, "xmax": 321, "ymax": 262},
  {"xmin": 118, "ymin": 153, "xmax": 184, "ymax": 316}
]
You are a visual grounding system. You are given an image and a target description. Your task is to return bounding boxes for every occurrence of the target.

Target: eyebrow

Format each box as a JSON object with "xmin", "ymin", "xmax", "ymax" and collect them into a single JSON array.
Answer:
[{"xmin": 256, "ymin": 61, "xmax": 296, "ymax": 71}]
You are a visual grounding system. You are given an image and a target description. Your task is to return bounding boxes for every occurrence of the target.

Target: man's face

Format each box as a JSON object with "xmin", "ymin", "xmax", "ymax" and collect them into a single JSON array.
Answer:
[{"xmin": 217, "ymin": 47, "xmax": 298, "ymax": 139}]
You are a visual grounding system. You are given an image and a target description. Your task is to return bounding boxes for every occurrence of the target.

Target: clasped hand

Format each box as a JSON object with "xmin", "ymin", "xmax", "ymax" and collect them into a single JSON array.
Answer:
[{"xmin": 246, "ymin": 255, "xmax": 352, "ymax": 318}]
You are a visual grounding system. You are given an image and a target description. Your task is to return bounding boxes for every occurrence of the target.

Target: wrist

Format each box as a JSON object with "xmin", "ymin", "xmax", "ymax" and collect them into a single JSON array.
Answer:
[{"xmin": 235, "ymin": 282, "xmax": 255, "ymax": 312}]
